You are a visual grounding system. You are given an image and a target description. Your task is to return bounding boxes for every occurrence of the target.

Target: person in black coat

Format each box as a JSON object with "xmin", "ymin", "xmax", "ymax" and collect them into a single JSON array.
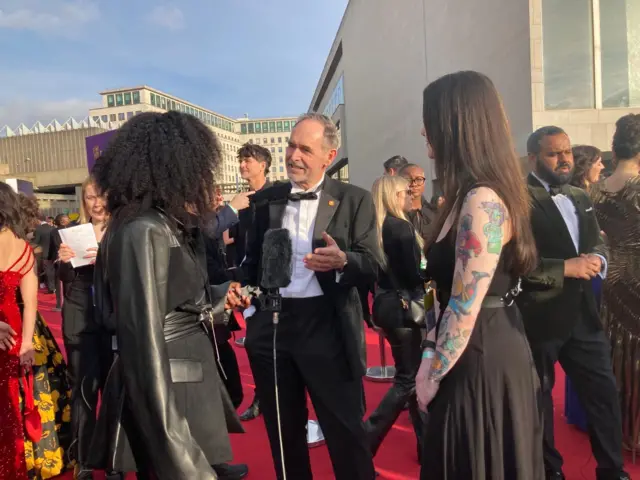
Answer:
[
  {"xmin": 32, "ymin": 216, "xmax": 55, "ymax": 292},
  {"xmin": 242, "ymin": 114, "xmax": 379, "ymax": 480},
  {"xmin": 519, "ymin": 126, "xmax": 628, "ymax": 480},
  {"xmin": 88, "ymin": 111, "xmax": 246, "ymax": 479},
  {"xmin": 366, "ymin": 174, "xmax": 426, "ymax": 460}
]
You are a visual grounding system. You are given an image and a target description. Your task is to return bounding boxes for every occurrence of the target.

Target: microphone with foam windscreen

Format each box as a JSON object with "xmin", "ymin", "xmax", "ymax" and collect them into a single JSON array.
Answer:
[
  {"xmin": 259, "ymin": 228, "xmax": 293, "ymax": 479},
  {"xmin": 260, "ymin": 228, "xmax": 293, "ymax": 315}
]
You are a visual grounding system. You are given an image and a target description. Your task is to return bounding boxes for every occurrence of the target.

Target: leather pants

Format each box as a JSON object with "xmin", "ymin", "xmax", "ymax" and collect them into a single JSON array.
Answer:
[{"xmin": 364, "ymin": 326, "xmax": 426, "ymax": 458}]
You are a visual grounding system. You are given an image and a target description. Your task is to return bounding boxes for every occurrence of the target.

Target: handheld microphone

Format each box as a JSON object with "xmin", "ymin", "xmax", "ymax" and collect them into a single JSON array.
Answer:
[
  {"xmin": 260, "ymin": 228, "xmax": 293, "ymax": 315},
  {"xmin": 259, "ymin": 228, "xmax": 293, "ymax": 479}
]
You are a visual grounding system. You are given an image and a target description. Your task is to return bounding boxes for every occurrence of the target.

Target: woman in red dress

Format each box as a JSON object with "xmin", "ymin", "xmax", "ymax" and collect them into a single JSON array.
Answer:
[{"xmin": 0, "ymin": 182, "xmax": 37, "ymax": 480}]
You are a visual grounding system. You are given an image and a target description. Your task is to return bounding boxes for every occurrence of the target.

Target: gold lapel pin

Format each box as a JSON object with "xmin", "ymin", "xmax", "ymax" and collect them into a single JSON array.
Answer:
[{"xmin": 328, "ymin": 200, "xmax": 335, "ymax": 206}]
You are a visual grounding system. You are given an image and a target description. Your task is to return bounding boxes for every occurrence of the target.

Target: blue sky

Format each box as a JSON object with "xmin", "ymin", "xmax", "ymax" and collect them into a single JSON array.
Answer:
[{"xmin": 0, "ymin": 0, "xmax": 347, "ymax": 127}]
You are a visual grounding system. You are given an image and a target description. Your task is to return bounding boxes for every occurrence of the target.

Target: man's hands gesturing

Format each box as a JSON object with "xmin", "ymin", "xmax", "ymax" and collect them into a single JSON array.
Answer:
[{"xmin": 303, "ymin": 232, "xmax": 347, "ymax": 273}]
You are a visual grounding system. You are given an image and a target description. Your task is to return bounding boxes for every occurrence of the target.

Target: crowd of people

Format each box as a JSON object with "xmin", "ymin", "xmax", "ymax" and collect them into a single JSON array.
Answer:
[{"xmin": 0, "ymin": 69, "xmax": 639, "ymax": 480}]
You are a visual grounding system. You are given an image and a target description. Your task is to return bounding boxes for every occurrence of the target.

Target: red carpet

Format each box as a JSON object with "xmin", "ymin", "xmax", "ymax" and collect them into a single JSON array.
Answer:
[{"xmin": 38, "ymin": 292, "xmax": 640, "ymax": 480}]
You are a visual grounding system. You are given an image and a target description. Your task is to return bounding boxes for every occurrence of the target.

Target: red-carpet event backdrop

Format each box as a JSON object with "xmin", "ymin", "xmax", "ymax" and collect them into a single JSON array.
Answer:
[{"xmin": 86, "ymin": 130, "xmax": 117, "ymax": 172}]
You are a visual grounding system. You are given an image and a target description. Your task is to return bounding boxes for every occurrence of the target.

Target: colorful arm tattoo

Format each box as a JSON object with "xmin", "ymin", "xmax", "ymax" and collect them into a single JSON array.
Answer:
[
  {"xmin": 480, "ymin": 201, "xmax": 507, "ymax": 254},
  {"xmin": 428, "ymin": 190, "xmax": 505, "ymax": 382},
  {"xmin": 456, "ymin": 214, "xmax": 483, "ymax": 269}
]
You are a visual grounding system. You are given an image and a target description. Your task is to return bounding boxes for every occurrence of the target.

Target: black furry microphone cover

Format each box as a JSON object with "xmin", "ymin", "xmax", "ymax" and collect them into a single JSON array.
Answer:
[{"xmin": 261, "ymin": 228, "xmax": 293, "ymax": 289}]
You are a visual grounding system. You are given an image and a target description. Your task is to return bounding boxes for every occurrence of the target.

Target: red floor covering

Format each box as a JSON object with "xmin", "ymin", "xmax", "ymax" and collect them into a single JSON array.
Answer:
[{"xmin": 38, "ymin": 292, "xmax": 640, "ymax": 480}]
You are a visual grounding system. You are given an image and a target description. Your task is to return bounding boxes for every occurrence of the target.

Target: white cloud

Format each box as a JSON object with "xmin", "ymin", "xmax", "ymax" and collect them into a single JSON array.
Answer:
[
  {"xmin": 0, "ymin": 1, "xmax": 99, "ymax": 34},
  {"xmin": 0, "ymin": 98, "xmax": 99, "ymax": 128},
  {"xmin": 148, "ymin": 5, "xmax": 185, "ymax": 31}
]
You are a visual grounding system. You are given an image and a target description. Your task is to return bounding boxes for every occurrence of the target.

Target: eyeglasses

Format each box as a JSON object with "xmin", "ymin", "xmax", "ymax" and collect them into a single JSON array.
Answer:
[{"xmin": 405, "ymin": 176, "xmax": 426, "ymax": 186}]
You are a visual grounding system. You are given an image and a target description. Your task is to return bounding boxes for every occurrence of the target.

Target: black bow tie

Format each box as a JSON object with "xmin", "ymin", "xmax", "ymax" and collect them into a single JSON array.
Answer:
[
  {"xmin": 549, "ymin": 185, "xmax": 569, "ymax": 197},
  {"xmin": 288, "ymin": 191, "xmax": 318, "ymax": 202}
]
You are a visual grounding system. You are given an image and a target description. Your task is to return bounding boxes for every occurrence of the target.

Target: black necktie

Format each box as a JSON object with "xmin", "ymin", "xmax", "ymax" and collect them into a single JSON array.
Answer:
[
  {"xmin": 288, "ymin": 191, "xmax": 318, "ymax": 202},
  {"xmin": 549, "ymin": 185, "xmax": 568, "ymax": 197}
]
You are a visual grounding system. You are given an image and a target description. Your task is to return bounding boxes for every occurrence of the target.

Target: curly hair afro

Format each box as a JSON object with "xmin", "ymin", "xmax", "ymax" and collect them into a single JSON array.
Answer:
[{"xmin": 92, "ymin": 111, "xmax": 222, "ymax": 227}]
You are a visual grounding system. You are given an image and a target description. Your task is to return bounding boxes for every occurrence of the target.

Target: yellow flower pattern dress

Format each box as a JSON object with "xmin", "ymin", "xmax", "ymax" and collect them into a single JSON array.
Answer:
[{"xmin": 19, "ymin": 312, "xmax": 72, "ymax": 479}]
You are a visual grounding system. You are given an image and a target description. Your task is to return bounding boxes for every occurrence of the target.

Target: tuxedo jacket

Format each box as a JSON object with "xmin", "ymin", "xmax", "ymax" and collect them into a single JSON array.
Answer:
[
  {"xmin": 517, "ymin": 174, "xmax": 609, "ymax": 344},
  {"xmin": 242, "ymin": 176, "xmax": 380, "ymax": 379}
]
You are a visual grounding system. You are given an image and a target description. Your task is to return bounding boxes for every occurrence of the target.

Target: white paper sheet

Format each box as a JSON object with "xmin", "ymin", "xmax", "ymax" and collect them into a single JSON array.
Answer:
[{"xmin": 58, "ymin": 223, "xmax": 99, "ymax": 269}]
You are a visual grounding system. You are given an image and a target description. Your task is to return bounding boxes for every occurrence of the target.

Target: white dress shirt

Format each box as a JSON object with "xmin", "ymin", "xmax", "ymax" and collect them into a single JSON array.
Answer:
[
  {"xmin": 532, "ymin": 172, "xmax": 607, "ymax": 278},
  {"xmin": 280, "ymin": 179, "xmax": 325, "ymax": 298}
]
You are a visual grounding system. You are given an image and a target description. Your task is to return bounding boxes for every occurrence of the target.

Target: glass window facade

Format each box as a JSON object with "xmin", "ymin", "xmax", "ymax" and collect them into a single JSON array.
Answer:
[
  {"xmin": 542, "ymin": 0, "xmax": 595, "ymax": 109},
  {"xmin": 124, "ymin": 92, "xmax": 132, "ymax": 105},
  {"xmin": 116, "ymin": 94, "xmax": 124, "ymax": 106},
  {"xmin": 323, "ymin": 75, "xmax": 345, "ymax": 117},
  {"xmin": 600, "ymin": 0, "xmax": 640, "ymax": 107},
  {"xmin": 133, "ymin": 91, "xmax": 140, "ymax": 104},
  {"xmin": 107, "ymin": 95, "xmax": 115, "ymax": 107}
]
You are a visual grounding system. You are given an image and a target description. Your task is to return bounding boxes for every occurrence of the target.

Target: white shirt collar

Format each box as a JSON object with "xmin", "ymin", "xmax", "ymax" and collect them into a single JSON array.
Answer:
[
  {"xmin": 290, "ymin": 176, "xmax": 324, "ymax": 194},
  {"xmin": 531, "ymin": 171, "xmax": 551, "ymax": 192}
]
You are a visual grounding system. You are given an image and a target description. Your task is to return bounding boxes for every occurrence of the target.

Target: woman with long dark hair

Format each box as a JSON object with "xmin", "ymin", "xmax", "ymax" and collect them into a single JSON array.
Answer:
[
  {"xmin": 415, "ymin": 71, "xmax": 544, "ymax": 479},
  {"xmin": 570, "ymin": 145, "xmax": 604, "ymax": 191},
  {"xmin": 0, "ymin": 185, "xmax": 72, "ymax": 479},
  {"xmin": 88, "ymin": 111, "xmax": 244, "ymax": 479}
]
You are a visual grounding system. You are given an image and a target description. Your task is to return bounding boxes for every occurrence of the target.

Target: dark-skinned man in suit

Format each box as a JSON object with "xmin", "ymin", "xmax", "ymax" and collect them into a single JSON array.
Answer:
[
  {"xmin": 241, "ymin": 113, "xmax": 378, "ymax": 480},
  {"xmin": 518, "ymin": 126, "xmax": 628, "ymax": 480}
]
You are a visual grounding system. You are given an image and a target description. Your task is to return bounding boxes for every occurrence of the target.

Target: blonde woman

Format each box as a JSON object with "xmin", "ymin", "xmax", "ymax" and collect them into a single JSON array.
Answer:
[
  {"xmin": 55, "ymin": 176, "xmax": 110, "ymax": 479},
  {"xmin": 366, "ymin": 174, "xmax": 427, "ymax": 461}
]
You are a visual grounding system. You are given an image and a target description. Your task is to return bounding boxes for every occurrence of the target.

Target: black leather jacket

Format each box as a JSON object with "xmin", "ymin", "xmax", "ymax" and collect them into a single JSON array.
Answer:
[{"xmin": 90, "ymin": 209, "xmax": 242, "ymax": 477}]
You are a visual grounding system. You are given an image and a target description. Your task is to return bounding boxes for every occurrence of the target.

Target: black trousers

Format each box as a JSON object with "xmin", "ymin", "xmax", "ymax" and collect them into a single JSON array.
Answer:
[
  {"xmin": 217, "ymin": 340, "xmax": 244, "ymax": 409},
  {"xmin": 246, "ymin": 297, "xmax": 375, "ymax": 480},
  {"xmin": 42, "ymin": 259, "xmax": 56, "ymax": 292},
  {"xmin": 63, "ymin": 296, "xmax": 111, "ymax": 466},
  {"xmin": 364, "ymin": 326, "xmax": 425, "ymax": 458},
  {"xmin": 530, "ymin": 314, "xmax": 624, "ymax": 478}
]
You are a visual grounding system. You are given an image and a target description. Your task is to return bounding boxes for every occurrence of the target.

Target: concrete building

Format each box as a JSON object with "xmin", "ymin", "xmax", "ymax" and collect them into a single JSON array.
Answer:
[
  {"xmin": 309, "ymin": 0, "xmax": 640, "ymax": 195},
  {"xmin": 89, "ymin": 86, "xmax": 295, "ymax": 185},
  {"xmin": 0, "ymin": 119, "xmax": 105, "ymax": 190}
]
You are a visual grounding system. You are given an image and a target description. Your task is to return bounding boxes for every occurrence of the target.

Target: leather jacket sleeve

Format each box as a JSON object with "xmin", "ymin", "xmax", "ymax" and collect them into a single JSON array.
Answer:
[{"xmin": 108, "ymin": 218, "xmax": 216, "ymax": 479}]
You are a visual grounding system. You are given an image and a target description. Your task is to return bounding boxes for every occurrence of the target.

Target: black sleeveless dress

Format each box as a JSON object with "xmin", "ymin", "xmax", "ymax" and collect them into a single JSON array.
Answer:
[{"xmin": 421, "ymin": 231, "xmax": 544, "ymax": 480}]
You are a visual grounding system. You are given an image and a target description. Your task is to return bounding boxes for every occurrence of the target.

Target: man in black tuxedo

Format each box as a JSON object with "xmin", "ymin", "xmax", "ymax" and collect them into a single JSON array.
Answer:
[
  {"xmin": 518, "ymin": 126, "xmax": 628, "ymax": 480},
  {"xmin": 33, "ymin": 215, "xmax": 55, "ymax": 292},
  {"xmin": 242, "ymin": 113, "xmax": 378, "ymax": 480}
]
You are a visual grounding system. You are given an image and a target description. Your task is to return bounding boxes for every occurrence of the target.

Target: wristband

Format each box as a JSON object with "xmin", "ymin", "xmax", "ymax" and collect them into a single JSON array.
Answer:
[
  {"xmin": 422, "ymin": 349, "xmax": 435, "ymax": 360},
  {"xmin": 421, "ymin": 339, "xmax": 436, "ymax": 351}
]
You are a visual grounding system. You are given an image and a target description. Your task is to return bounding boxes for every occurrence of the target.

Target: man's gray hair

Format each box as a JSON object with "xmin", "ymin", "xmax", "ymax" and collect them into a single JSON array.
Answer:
[{"xmin": 294, "ymin": 113, "xmax": 341, "ymax": 150}]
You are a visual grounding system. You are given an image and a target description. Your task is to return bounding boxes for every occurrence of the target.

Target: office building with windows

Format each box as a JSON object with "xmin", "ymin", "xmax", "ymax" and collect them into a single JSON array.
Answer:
[
  {"xmin": 236, "ymin": 117, "xmax": 298, "ymax": 182},
  {"xmin": 309, "ymin": 0, "xmax": 640, "ymax": 194},
  {"xmin": 88, "ymin": 87, "xmax": 295, "ymax": 184}
]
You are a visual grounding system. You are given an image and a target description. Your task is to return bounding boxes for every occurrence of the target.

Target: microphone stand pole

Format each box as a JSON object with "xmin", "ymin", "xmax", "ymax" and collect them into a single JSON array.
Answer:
[{"xmin": 266, "ymin": 290, "xmax": 287, "ymax": 480}]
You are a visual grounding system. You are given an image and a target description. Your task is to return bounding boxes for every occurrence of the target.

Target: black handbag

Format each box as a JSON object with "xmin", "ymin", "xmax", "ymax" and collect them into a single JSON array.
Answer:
[{"xmin": 374, "ymin": 267, "xmax": 427, "ymax": 328}]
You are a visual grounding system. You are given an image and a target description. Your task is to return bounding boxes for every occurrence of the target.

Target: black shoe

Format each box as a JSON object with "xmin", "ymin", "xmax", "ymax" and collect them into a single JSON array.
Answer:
[
  {"xmin": 545, "ymin": 471, "xmax": 565, "ymax": 480},
  {"xmin": 74, "ymin": 465, "xmax": 94, "ymax": 480},
  {"xmin": 240, "ymin": 397, "xmax": 260, "ymax": 421},
  {"xmin": 212, "ymin": 463, "xmax": 249, "ymax": 480}
]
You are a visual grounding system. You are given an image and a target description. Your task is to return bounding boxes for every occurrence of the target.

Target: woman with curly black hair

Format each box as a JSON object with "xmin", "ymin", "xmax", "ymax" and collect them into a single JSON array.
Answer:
[{"xmin": 87, "ymin": 111, "xmax": 246, "ymax": 479}]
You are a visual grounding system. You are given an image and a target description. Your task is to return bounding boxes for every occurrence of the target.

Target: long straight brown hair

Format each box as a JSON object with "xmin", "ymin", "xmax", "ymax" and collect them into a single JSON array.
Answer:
[{"xmin": 423, "ymin": 71, "xmax": 537, "ymax": 277}]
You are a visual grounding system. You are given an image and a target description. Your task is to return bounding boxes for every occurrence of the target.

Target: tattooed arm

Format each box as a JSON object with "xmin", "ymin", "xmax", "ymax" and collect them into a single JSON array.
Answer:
[{"xmin": 423, "ymin": 187, "xmax": 510, "ymax": 383}]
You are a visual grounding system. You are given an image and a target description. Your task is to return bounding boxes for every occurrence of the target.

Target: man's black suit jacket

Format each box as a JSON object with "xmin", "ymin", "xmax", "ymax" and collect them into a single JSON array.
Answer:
[
  {"xmin": 33, "ymin": 222, "xmax": 54, "ymax": 257},
  {"xmin": 242, "ymin": 176, "xmax": 380, "ymax": 379},
  {"xmin": 516, "ymin": 174, "xmax": 609, "ymax": 344}
]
